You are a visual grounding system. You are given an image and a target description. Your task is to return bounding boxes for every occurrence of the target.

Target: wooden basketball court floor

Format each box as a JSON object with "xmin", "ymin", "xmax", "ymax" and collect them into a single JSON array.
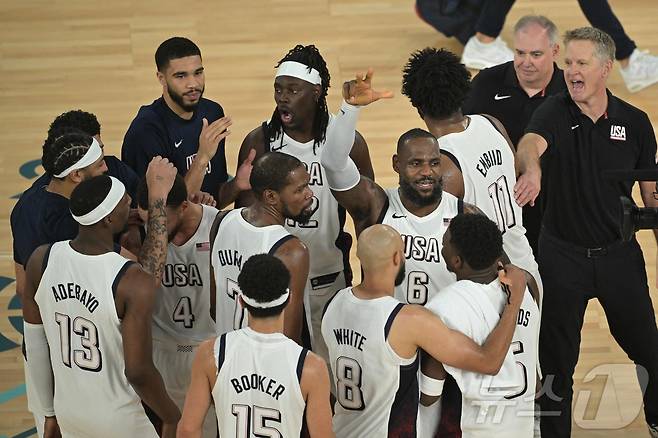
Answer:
[{"xmin": 1, "ymin": 0, "xmax": 657, "ymax": 436}]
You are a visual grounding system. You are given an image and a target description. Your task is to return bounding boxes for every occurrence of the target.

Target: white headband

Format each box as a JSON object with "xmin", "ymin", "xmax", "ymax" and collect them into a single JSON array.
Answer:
[
  {"xmin": 241, "ymin": 289, "xmax": 290, "ymax": 309},
  {"xmin": 71, "ymin": 176, "xmax": 126, "ymax": 226},
  {"xmin": 275, "ymin": 61, "xmax": 322, "ymax": 85},
  {"xmin": 54, "ymin": 137, "xmax": 103, "ymax": 178}
]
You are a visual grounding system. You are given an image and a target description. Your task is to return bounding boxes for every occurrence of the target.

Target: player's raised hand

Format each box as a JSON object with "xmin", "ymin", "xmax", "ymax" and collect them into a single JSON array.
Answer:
[
  {"xmin": 198, "ymin": 116, "xmax": 232, "ymax": 161},
  {"xmin": 234, "ymin": 148, "xmax": 256, "ymax": 191},
  {"xmin": 342, "ymin": 68, "xmax": 394, "ymax": 106},
  {"xmin": 189, "ymin": 191, "xmax": 217, "ymax": 207},
  {"xmin": 146, "ymin": 156, "xmax": 177, "ymax": 200}
]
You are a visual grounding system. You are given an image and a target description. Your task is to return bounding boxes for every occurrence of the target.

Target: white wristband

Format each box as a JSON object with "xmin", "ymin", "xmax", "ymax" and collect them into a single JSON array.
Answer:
[{"xmin": 420, "ymin": 372, "xmax": 445, "ymax": 397}]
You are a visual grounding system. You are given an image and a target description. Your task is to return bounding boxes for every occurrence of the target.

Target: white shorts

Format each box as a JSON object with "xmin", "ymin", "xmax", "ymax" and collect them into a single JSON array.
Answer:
[{"xmin": 152, "ymin": 339, "xmax": 217, "ymax": 437}]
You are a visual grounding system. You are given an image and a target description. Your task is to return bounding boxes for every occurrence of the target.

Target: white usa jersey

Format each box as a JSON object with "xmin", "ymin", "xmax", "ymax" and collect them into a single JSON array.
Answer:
[
  {"xmin": 211, "ymin": 209, "xmax": 292, "ymax": 335},
  {"xmin": 212, "ymin": 327, "xmax": 307, "ymax": 437},
  {"xmin": 322, "ymin": 288, "xmax": 419, "ymax": 437},
  {"xmin": 34, "ymin": 241, "xmax": 156, "ymax": 438},
  {"xmin": 381, "ymin": 188, "xmax": 460, "ymax": 305},
  {"xmin": 267, "ymin": 116, "xmax": 351, "ymax": 290},
  {"xmin": 154, "ymin": 204, "xmax": 217, "ymax": 344},
  {"xmin": 439, "ymin": 115, "xmax": 539, "ymax": 279},
  {"xmin": 426, "ymin": 279, "xmax": 539, "ymax": 437}
]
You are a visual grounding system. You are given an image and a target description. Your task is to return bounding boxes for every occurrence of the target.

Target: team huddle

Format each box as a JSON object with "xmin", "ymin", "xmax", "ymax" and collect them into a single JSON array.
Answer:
[{"xmin": 11, "ymin": 12, "xmax": 658, "ymax": 438}]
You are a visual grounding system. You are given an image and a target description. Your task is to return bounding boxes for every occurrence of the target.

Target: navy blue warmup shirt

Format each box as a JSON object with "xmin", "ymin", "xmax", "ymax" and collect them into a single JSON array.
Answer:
[{"xmin": 121, "ymin": 97, "xmax": 229, "ymax": 194}]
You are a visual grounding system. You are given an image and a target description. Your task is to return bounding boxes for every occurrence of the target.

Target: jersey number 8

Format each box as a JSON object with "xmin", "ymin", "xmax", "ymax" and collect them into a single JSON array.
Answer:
[{"xmin": 336, "ymin": 356, "xmax": 365, "ymax": 410}]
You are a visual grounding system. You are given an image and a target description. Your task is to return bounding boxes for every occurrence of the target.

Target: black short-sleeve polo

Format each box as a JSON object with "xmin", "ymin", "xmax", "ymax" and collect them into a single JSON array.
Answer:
[
  {"xmin": 462, "ymin": 61, "xmax": 567, "ymax": 145},
  {"xmin": 526, "ymin": 90, "xmax": 657, "ymax": 247}
]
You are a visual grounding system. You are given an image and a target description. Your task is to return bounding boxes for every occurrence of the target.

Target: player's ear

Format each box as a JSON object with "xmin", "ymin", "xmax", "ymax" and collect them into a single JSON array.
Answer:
[
  {"xmin": 68, "ymin": 169, "xmax": 84, "ymax": 184},
  {"xmin": 392, "ymin": 154, "xmax": 400, "ymax": 174},
  {"xmin": 157, "ymin": 70, "xmax": 166, "ymax": 87},
  {"xmin": 263, "ymin": 188, "xmax": 279, "ymax": 207},
  {"xmin": 312, "ymin": 84, "xmax": 321, "ymax": 102},
  {"xmin": 453, "ymin": 255, "xmax": 464, "ymax": 270}
]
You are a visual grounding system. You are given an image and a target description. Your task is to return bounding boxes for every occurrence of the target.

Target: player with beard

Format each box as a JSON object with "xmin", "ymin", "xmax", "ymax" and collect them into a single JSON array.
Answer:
[
  {"xmin": 322, "ymin": 224, "xmax": 527, "ymax": 437},
  {"xmin": 320, "ymin": 73, "xmax": 484, "ymax": 306},
  {"xmin": 211, "ymin": 152, "xmax": 312, "ymax": 346},
  {"xmin": 325, "ymin": 122, "xmax": 468, "ymax": 305},
  {"xmin": 401, "ymin": 48, "xmax": 541, "ymax": 299},
  {"xmin": 136, "ymin": 174, "xmax": 218, "ymax": 437},
  {"xmin": 122, "ymin": 37, "xmax": 253, "ymax": 205},
  {"xmin": 235, "ymin": 44, "xmax": 375, "ymax": 362}
]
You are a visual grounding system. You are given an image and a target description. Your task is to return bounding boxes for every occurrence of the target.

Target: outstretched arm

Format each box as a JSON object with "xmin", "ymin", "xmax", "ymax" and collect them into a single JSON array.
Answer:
[
  {"xmin": 321, "ymin": 69, "xmax": 393, "ymax": 233},
  {"xmin": 514, "ymin": 133, "xmax": 548, "ymax": 207},
  {"xmin": 392, "ymin": 264, "xmax": 526, "ymax": 374}
]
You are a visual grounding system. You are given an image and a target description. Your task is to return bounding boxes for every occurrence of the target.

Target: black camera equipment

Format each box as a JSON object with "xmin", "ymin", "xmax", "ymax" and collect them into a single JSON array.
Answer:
[{"xmin": 604, "ymin": 169, "xmax": 658, "ymax": 241}]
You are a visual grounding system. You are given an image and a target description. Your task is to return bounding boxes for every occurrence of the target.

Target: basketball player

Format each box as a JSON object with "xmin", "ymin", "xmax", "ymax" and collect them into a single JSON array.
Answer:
[
  {"xmin": 178, "ymin": 254, "xmax": 333, "ymax": 437},
  {"xmin": 10, "ymin": 132, "xmax": 110, "ymax": 437},
  {"xmin": 12, "ymin": 133, "xmax": 108, "ymax": 299},
  {"xmin": 211, "ymin": 152, "xmax": 311, "ymax": 345},
  {"xmin": 28, "ymin": 110, "xmax": 140, "ymax": 200},
  {"xmin": 122, "ymin": 37, "xmax": 253, "ymax": 205},
  {"xmin": 401, "ymin": 48, "xmax": 541, "ymax": 296},
  {"xmin": 136, "ymin": 174, "xmax": 217, "ymax": 436},
  {"xmin": 21, "ymin": 171, "xmax": 180, "ymax": 438},
  {"xmin": 321, "ymin": 224, "xmax": 526, "ymax": 437},
  {"xmin": 320, "ymin": 74, "xmax": 474, "ymax": 305},
  {"xmin": 419, "ymin": 214, "xmax": 540, "ymax": 437},
  {"xmin": 235, "ymin": 44, "xmax": 375, "ymax": 360}
]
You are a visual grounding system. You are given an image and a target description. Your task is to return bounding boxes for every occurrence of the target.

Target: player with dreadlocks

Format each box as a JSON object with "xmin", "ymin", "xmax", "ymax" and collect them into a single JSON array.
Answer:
[{"xmin": 235, "ymin": 44, "xmax": 375, "ymax": 361}]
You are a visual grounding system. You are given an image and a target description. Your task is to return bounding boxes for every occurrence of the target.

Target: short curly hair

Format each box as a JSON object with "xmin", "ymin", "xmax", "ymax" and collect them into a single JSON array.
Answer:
[
  {"xmin": 448, "ymin": 213, "xmax": 503, "ymax": 270},
  {"xmin": 238, "ymin": 254, "xmax": 291, "ymax": 318},
  {"xmin": 48, "ymin": 110, "xmax": 101, "ymax": 138},
  {"xmin": 402, "ymin": 48, "xmax": 471, "ymax": 119}
]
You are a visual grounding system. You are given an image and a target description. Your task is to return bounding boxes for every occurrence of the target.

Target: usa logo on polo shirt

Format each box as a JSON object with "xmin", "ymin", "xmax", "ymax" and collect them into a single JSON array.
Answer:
[{"xmin": 610, "ymin": 125, "xmax": 626, "ymax": 141}]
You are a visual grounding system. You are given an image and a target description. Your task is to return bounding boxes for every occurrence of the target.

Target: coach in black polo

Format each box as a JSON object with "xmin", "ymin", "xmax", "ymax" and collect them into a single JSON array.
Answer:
[
  {"xmin": 462, "ymin": 15, "xmax": 566, "ymax": 254},
  {"xmin": 515, "ymin": 27, "xmax": 658, "ymax": 437}
]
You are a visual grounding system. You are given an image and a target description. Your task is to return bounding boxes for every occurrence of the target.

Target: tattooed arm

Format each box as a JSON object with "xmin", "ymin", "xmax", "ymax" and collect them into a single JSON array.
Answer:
[{"xmin": 138, "ymin": 157, "xmax": 177, "ymax": 283}]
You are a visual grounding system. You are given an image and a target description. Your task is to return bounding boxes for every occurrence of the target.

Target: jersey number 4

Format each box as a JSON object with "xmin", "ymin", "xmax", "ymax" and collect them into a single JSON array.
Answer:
[
  {"xmin": 232, "ymin": 404, "xmax": 282, "ymax": 438},
  {"xmin": 55, "ymin": 312, "xmax": 102, "ymax": 372},
  {"xmin": 172, "ymin": 296, "xmax": 196, "ymax": 328}
]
